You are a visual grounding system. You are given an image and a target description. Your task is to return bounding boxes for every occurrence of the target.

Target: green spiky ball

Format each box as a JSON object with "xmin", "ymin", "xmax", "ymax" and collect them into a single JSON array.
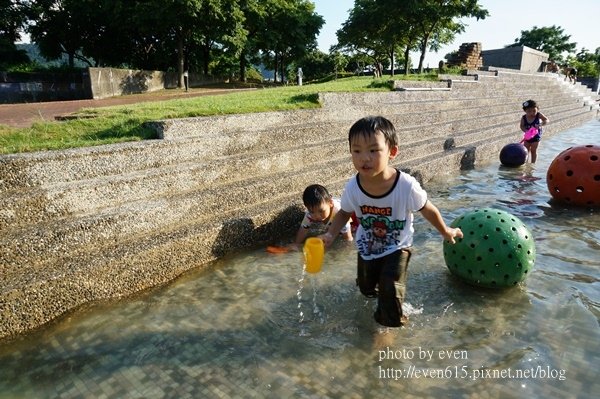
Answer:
[{"xmin": 443, "ymin": 208, "xmax": 536, "ymax": 288}]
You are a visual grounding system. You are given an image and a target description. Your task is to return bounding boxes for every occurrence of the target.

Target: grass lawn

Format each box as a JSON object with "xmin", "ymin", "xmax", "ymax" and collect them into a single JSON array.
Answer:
[{"xmin": 0, "ymin": 74, "xmax": 440, "ymax": 154}]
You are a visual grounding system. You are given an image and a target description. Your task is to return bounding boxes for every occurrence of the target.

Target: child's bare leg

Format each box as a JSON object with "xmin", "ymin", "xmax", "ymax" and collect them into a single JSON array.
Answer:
[
  {"xmin": 523, "ymin": 142, "xmax": 531, "ymax": 162},
  {"xmin": 529, "ymin": 142, "xmax": 539, "ymax": 163}
]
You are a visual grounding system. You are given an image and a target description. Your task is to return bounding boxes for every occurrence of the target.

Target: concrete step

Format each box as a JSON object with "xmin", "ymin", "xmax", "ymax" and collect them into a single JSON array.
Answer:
[
  {"xmin": 398, "ymin": 110, "xmax": 597, "ymax": 184},
  {"xmin": 2, "ymin": 106, "xmax": 590, "ymax": 294},
  {"xmin": 11, "ymin": 106, "xmax": 572, "ymax": 262},
  {"xmin": 397, "ymin": 100, "xmax": 588, "ymax": 142},
  {"xmin": 447, "ymin": 110, "xmax": 599, "ymax": 172},
  {"xmin": 7, "ymin": 107, "xmax": 594, "ymax": 299},
  {"xmin": 10, "ymin": 112, "xmax": 536, "ymax": 256},
  {"xmin": 450, "ymin": 107, "xmax": 597, "ymax": 149},
  {"xmin": 0, "ymin": 195, "xmax": 308, "ymax": 339},
  {"xmin": 4, "ymin": 139, "xmax": 503, "ymax": 339},
  {"xmin": 350, "ymin": 87, "xmax": 572, "ymax": 109},
  {"xmin": 0, "ymin": 138, "xmax": 349, "ymax": 228},
  {"xmin": 560, "ymin": 81, "xmax": 600, "ymax": 103},
  {"xmin": 448, "ymin": 83, "xmax": 567, "ymax": 97},
  {"xmin": 0, "ymin": 120, "xmax": 350, "ymax": 191}
]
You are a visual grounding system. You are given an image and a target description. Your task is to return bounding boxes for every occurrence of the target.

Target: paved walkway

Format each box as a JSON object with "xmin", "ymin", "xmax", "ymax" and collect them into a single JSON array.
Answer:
[{"xmin": 0, "ymin": 87, "xmax": 252, "ymax": 128}]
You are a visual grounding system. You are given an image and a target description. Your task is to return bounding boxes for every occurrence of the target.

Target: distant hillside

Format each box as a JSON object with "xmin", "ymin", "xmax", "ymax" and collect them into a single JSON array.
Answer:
[
  {"xmin": 258, "ymin": 64, "xmax": 275, "ymax": 81},
  {"xmin": 16, "ymin": 43, "xmax": 90, "ymax": 68},
  {"xmin": 16, "ymin": 43, "xmax": 276, "ymax": 79}
]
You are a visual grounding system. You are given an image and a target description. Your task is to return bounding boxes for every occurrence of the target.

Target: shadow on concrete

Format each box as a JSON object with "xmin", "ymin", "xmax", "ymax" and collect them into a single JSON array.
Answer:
[{"xmin": 211, "ymin": 205, "xmax": 303, "ymax": 258}]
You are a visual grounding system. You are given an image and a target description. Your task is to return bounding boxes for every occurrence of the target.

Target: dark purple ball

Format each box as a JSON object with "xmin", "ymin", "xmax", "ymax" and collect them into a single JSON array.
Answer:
[{"xmin": 500, "ymin": 143, "xmax": 527, "ymax": 167}]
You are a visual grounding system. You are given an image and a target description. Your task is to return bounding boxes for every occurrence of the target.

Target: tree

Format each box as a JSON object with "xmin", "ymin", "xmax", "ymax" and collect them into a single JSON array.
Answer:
[
  {"xmin": 260, "ymin": 0, "xmax": 323, "ymax": 83},
  {"xmin": 377, "ymin": 0, "xmax": 421, "ymax": 75},
  {"xmin": 335, "ymin": 0, "xmax": 394, "ymax": 77},
  {"xmin": 293, "ymin": 49, "xmax": 332, "ymax": 81},
  {"xmin": 331, "ymin": 51, "xmax": 347, "ymax": 79},
  {"xmin": 27, "ymin": 0, "xmax": 248, "ymax": 83},
  {"xmin": 345, "ymin": 52, "xmax": 373, "ymax": 75},
  {"xmin": 405, "ymin": 0, "xmax": 489, "ymax": 73},
  {"xmin": 1, "ymin": 0, "xmax": 33, "ymax": 69},
  {"xmin": 22, "ymin": 0, "xmax": 323, "ymax": 84},
  {"xmin": 573, "ymin": 47, "xmax": 600, "ymax": 77},
  {"xmin": 194, "ymin": 0, "xmax": 246, "ymax": 77},
  {"xmin": 28, "ymin": 0, "xmax": 95, "ymax": 68},
  {"xmin": 237, "ymin": 0, "xmax": 266, "ymax": 82},
  {"xmin": 337, "ymin": 0, "xmax": 487, "ymax": 75},
  {"xmin": 507, "ymin": 25, "xmax": 577, "ymax": 63}
]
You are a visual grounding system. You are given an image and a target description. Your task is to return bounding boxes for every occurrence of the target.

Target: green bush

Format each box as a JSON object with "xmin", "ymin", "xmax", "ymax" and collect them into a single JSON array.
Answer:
[{"xmin": 245, "ymin": 67, "xmax": 263, "ymax": 82}]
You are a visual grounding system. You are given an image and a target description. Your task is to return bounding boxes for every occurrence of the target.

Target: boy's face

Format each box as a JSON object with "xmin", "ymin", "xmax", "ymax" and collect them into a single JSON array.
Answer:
[
  {"xmin": 349, "ymin": 131, "xmax": 398, "ymax": 178},
  {"xmin": 307, "ymin": 200, "xmax": 333, "ymax": 222}
]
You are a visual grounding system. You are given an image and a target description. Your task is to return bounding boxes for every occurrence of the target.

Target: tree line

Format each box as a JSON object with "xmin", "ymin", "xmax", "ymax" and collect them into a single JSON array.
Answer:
[
  {"xmin": 1, "ymin": 0, "xmax": 598, "ymax": 85},
  {"xmin": 0, "ymin": 0, "xmax": 492, "ymax": 83},
  {"xmin": 2, "ymin": 0, "xmax": 325, "ymax": 85}
]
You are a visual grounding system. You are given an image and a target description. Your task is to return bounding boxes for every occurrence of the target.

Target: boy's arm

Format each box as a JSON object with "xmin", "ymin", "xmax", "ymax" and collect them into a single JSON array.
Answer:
[
  {"xmin": 319, "ymin": 209, "xmax": 353, "ymax": 247},
  {"xmin": 294, "ymin": 227, "xmax": 309, "ymax": 246},
  {"xmin": 419, "ymin": 200, "xmax": 463, "ymax": 244}
]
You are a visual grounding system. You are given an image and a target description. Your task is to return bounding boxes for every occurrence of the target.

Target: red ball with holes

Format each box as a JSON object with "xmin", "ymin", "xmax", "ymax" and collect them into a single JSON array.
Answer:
[{"xmin": 546, "ymin": 145, "xmax": 600, "ymax": 206}]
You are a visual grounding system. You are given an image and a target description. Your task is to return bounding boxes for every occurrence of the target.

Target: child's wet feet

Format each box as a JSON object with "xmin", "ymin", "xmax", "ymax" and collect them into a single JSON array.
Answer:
[{"xmin": 373, "ymin": 328, "xmax": 395, "ymax": 350}]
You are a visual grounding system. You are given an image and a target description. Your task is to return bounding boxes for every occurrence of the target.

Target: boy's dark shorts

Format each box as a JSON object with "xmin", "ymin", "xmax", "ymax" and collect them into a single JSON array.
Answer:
[{"xmin": 356, "ymin": 248, "xmax": 412, "ymax": 327}]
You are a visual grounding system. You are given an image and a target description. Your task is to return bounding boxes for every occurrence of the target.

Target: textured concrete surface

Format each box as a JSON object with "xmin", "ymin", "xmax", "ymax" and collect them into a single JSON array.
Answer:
[{"xmin": 0, "ymin": 70, "xmax": 598, "ymax": 341}]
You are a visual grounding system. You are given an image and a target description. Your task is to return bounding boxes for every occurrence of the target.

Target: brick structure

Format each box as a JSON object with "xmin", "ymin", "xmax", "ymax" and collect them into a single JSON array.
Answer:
[{"xmin": 447, "ymin": 42, "xmax": 483, "ymax": 69}]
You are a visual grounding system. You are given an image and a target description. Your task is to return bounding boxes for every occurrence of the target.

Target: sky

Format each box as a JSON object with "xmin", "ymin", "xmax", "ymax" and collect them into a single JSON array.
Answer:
[{"xmin": 312, "ymin": 0, "xmax": 600, "ymax": 68}]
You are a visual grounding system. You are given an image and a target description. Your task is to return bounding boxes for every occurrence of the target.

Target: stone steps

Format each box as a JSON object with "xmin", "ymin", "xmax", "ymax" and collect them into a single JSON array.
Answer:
[
  {"xmin": 399, "ymin": 109, "xmax": 596, "ymax": 183},
  {"xmin": 2, "ymin": 104, "xmax": 593, "ymax": 268},
  {"xmin": 1, "ymin": 97, "xmax": 587, "ymax": 230},
  {"xmin": 0, "ymin": 120, "xmax": 348, "ymax": 190},
  {"xmin": 0, "ymin": 138, "xmax": 346, "ymax": 227},
  {"xmin": 0, "ymin": 88, "xmax": 592, "ymax": 231}
]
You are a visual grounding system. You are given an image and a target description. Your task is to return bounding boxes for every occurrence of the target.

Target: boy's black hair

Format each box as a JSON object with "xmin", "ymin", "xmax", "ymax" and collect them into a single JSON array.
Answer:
[
  {"xmin": 348, "ymin": 116, "xmax": 398, "ymax": 149},
  {"xmin": 302, "ymin": 184, "xmax": 332, "ymax": 208},
  {"xmin": 522, "ymin": 99, "xmax": 538, "ymax": 110}
]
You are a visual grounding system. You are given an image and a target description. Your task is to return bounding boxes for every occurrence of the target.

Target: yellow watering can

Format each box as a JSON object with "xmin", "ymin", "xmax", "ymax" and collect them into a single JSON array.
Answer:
[{"xmin": 303, "ymin": 237, "xmax": 324, "ymax": 273}]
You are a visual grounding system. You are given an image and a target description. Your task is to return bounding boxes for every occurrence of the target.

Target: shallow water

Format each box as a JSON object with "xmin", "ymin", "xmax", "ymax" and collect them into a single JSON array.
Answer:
[{"xmin": 0, "ymin": 120, "xmax": 599, "ymax": 399}]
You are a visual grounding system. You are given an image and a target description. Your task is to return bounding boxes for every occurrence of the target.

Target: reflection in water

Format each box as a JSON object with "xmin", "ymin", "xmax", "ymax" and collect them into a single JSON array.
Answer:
[{"xmin": 0, "ymin": 121, "xmax": 598, "ymax": 398}]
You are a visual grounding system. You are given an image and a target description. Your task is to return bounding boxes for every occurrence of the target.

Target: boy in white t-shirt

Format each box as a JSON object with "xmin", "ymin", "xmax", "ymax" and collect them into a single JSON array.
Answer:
[
  {"xmin": 293, "ymin": 184, "xmax": 353, "ymax": 247},
  {"xmin": 320, "ymin": 116, "xmax": 463, "ymax": 327}
]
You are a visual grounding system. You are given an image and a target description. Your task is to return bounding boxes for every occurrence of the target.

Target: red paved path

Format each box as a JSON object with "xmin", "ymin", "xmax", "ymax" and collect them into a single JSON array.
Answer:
[{"xmin": 0, "ymin": 88, "xmax": 252, "ymax": 128}]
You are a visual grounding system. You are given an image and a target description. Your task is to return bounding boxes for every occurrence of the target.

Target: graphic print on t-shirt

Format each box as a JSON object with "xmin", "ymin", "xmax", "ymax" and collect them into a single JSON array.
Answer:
[{"xmin": 358, "ymin": 206, "xmax": 406, "ymax": 256}]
